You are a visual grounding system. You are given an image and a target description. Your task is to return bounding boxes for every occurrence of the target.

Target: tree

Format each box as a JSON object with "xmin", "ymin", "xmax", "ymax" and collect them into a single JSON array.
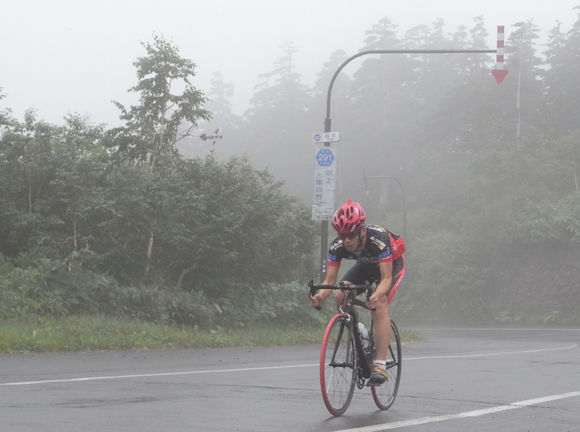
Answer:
[
  {"xmin": 0, "ymin": 111, "xmax": 108, "ymax": 259},
  {"xmin": 548, "ymin": 130, "xmax": 580, "ymax": 194},
  {"xmin": 339, "ymin": 16, "xmax": 417, "ymax": 203},
  {"xmin": 244, "ymin": 42, "xmax": 315, "ymax": 201},
  {"xmin": 105, "ymin": 35, "xmax": 212, "ymax": 274},
  {"xmin": 544, "ymin": 8, "xmax": 580, "ymax": 134},
  {"xmin": 108, "ymin": 34, "xmax": 211, "ymax": 170},
  {"xmin": 350, "ymin": 16, "xmax": 412, "ymax": 131},
  {"xmin": 311, "ymin": 49, "xmax": 352, "ymax": 122},
  {"xmin": 405, "ymin": 20, "xmax": 447, "ymax": 109},
  {"xmin": 449, "ymin": 25, "xmax": 473, "ymax": 78},
  {"xmin": 184, "ymin": 72, "xmax": 246, "ymax": 160},
  {"xmin": 0, "ymin": 89, "xmax": 14, "ymax": 129},
  {"xmin": 467, "ymin": 16, "xmax": 493, "ymax": 78},
  {"xmin": 504, "ymin": 20, "xmax": 545, "ymax": 139},
  {"xmin": 416, "ymin": 18, "xmax": 545, "ymax": 155},
  {"xmin": 0, "ymin": 110, "xmax": 61, "ymax": 256}
]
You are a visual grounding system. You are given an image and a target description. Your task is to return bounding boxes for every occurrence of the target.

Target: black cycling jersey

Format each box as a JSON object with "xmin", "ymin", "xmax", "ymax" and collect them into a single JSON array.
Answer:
[{"xmin": 327, "ymin": 225, "xmax": 405, "ymax": 270}]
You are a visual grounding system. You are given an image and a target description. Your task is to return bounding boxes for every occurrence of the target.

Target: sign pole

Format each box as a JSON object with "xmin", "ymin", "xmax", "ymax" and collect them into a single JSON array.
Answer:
[
  {"xmin": 319, "ymin": 118, "xmax": 332, "ymax": 282},
  {"xmin": 312, "ymin": 130, "xmax": 338, "ymax": 283}
]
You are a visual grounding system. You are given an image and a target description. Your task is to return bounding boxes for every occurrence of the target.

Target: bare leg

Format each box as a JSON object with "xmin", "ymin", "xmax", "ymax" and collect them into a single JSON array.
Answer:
[
  {"xmin": 333, "ymin": 289, "xmax": 345, "ymax": 311},
  {"xmin": 371, "ymin": 296, "xmax": 391, "ymax": 361}
]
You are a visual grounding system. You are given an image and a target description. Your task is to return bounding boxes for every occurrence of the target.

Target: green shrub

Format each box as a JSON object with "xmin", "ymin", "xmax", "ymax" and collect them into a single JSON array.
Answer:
[{"xmin": 0, "ymin": 250, "xmax": 327, "ymax": 329}]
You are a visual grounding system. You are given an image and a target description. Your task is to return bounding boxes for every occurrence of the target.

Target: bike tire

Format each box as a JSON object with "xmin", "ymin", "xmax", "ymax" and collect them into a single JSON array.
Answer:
[
  {"xmin": 371, "ymin": 318, "xmax": 402, "ymax": 410},
  {"xmin": 320, "ymin": 314, "xmax": 357, "ymax": 416}
]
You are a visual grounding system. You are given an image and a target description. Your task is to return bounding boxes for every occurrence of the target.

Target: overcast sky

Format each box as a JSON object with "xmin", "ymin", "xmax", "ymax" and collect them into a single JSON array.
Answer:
[{"xmin": 2, "ymin": 0, "xmax": 579, "ymax": 127}]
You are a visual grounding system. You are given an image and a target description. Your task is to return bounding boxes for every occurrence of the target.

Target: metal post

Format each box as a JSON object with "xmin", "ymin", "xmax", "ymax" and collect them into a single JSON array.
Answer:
[
  {"xmin": 319, "ymin": 118, "xmax": 332, "ymax": 282},
  {"xmin": 318, "ymin": 48, "xmax": 497, "ymax": 281}
]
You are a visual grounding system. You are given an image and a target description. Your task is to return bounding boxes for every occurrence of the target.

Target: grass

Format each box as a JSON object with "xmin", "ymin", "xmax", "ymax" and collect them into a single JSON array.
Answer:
[
  {"xmin": 399, "ymin": 329, "xmax": 426, "ymax": 343},
  {"xmin": 0, "ymin": 315, "xmax": 426, "ymax": 354}
]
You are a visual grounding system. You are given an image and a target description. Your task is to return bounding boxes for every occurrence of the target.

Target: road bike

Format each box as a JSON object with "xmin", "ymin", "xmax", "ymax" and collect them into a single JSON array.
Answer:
[{"xmin": 308, "ymin": 280, "xmax": 402, "ymax": 416}]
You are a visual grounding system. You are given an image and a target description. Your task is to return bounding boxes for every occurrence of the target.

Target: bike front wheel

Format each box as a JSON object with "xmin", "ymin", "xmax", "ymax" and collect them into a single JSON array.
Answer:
[
  {"xmin": 320, "ymin": 314, "xmax": 357, "ymax": 416},
  {"xmin": 371, "ymin": 318, "xmax": 402, "ymax": 410}
]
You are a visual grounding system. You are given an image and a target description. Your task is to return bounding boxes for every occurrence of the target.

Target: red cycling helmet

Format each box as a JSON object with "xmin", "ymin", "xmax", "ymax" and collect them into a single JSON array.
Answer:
[{"xmin": 332, "ymin": 199, "xmax": 366, "ymax": 234}]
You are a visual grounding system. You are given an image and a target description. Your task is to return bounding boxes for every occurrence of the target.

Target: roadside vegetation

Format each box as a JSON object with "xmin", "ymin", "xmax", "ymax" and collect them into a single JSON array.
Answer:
[{"xmin": 0, "ymin": 315, "xmax": 425, "ymax": 354}]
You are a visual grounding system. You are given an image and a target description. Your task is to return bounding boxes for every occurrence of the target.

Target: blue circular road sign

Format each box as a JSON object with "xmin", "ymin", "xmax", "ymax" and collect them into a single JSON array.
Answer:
[{"xmin": 316, "ymin": 148, "xmax": 335, "ymax": 166}]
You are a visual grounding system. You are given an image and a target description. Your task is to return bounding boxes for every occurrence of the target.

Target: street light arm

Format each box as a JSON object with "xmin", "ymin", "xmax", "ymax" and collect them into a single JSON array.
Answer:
[{"xmin": 325, "ymin": 49, "xmax": 496, "ymax": 128}]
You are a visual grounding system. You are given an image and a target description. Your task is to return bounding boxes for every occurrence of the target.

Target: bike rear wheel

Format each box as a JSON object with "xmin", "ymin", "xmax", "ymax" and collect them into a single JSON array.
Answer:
[
  {"xmin": 371, "ymin": 318, "xmax": 402, "ymax": 410},
  {"xmin": 320, "ymin": 314, "xmax": 357, "ymax": 416}
]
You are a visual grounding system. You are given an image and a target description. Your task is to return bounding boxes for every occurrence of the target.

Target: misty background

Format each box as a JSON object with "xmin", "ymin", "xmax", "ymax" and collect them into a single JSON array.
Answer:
[
  {"xmin": 2, "ymin": 0, "xmax": 578, "ymax": 124},
  {"xmin": 1, "ymin": 1, "xmax": 580, "ymax": 327}
]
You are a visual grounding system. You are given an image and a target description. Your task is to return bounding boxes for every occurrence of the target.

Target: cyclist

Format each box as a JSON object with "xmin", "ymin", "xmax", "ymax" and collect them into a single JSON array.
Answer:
[{"xmin": 309, "ymin": 198, "xmax": 405, "ymax": 384}]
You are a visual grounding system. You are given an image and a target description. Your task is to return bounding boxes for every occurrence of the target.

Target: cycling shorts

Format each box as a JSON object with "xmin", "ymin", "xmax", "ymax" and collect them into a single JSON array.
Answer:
[{"xmin": 341, "ymin": 255, "xmax": 405, "ymax": 302}]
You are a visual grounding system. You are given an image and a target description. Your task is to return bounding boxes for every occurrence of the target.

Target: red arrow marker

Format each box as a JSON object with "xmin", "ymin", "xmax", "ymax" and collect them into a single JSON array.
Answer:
[
  {"xmin": 492, "ymin": 26, "xmax": 508, "ymax": 83},
  {"xmin": 492, "ymin": 69, "xmax": 509, "ymax": 83}
]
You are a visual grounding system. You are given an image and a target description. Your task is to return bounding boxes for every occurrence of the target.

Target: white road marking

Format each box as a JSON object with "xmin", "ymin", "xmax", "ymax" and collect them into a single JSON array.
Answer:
[
  {"xmin": 405, "ymin": 343, "xmax": 578, "ymax": 361},
  {"xmin": 412, "ymin": 327, "xmax": 580, "ymax": 332},
  {"xmin": 333, "ymin": 391, "xmax": 580, "ymax": 432},
  {"xmin": 0, "ymin": 364, "xmax": 317, "ymax": 386},
  {"xmin": 1, "ymin": 343, "xmax": 576, "ymax": 387}
]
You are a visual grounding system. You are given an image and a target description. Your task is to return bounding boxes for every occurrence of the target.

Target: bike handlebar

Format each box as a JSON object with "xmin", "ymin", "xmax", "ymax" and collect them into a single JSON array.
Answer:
[{"xmin": 308, "ymin": 279, "xmax": 375, "ymax": 311}]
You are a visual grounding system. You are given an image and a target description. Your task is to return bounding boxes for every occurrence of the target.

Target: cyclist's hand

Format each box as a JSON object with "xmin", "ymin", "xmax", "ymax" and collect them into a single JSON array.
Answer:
[
  {"xmin": 366, "ymin": 291, "xmax": 387, "ymax": 310},
  {"xmin": 309, "ymin": 293, "xmax": 324, "ymax": 308},
  {"xmin": 366, "ymin": 294, "xmax": 379, "ymax": 310}
]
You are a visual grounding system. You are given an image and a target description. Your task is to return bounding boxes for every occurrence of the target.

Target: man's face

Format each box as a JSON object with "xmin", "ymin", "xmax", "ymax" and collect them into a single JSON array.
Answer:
[{"xmin": 339, "ymin": 228, "xmax": 365, "ymax": 251}]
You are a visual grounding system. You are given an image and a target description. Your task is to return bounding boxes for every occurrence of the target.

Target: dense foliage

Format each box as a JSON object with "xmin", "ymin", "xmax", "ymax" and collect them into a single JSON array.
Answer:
[{"xmin": 0, "ymin": 37, "xmax": 318, "ymax": 327}]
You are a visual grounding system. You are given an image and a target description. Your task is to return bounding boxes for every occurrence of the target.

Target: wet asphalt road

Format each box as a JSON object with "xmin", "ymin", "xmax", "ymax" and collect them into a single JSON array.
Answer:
[{"xmin": 1, "ymin": 327, "xmax": 579, "ymax": 432}]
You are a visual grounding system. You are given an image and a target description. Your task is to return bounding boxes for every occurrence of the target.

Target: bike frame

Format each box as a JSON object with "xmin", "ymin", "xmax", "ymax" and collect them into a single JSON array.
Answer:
[{"xmin": 308, "ymin": 280, "xmax": 375, "ymax": 381}]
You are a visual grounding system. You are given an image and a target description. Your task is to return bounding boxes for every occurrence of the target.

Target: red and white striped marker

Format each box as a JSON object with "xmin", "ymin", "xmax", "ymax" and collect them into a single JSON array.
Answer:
[{"xmin": 492, "ymin": 25, "xmax": 508, "ymax": 83}]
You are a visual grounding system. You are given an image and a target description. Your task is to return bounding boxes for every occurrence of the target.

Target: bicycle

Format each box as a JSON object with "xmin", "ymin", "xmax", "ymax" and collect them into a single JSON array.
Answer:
[{"xmin": 308, "ymin": 280, "xmax": 402, "ymax": 416}]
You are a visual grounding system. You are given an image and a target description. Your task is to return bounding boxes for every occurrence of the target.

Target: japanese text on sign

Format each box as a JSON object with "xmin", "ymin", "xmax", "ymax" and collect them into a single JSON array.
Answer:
[
  {"xmin": 312, "ymin": 147, "xmax": 337, "ymax": 220},
  {"xmin": 312, "ymin": 132, "xmax": 340, "ymax": 143}
]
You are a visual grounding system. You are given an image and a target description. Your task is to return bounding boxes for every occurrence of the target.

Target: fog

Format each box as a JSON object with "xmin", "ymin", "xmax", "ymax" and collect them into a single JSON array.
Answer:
[
  {"xmin": 2, "ymin": 0, "xmax": 579, "ymax": 328},
  {"xmin": 1, "ymin": 0, "xmax": 578, "ymax": 127}
]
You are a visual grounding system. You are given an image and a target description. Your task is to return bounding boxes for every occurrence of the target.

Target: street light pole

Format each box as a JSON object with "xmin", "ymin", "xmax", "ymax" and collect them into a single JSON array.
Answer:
[{"xmin": 318, "ymin": 48, "xmax": 497, "ymax": 282}]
